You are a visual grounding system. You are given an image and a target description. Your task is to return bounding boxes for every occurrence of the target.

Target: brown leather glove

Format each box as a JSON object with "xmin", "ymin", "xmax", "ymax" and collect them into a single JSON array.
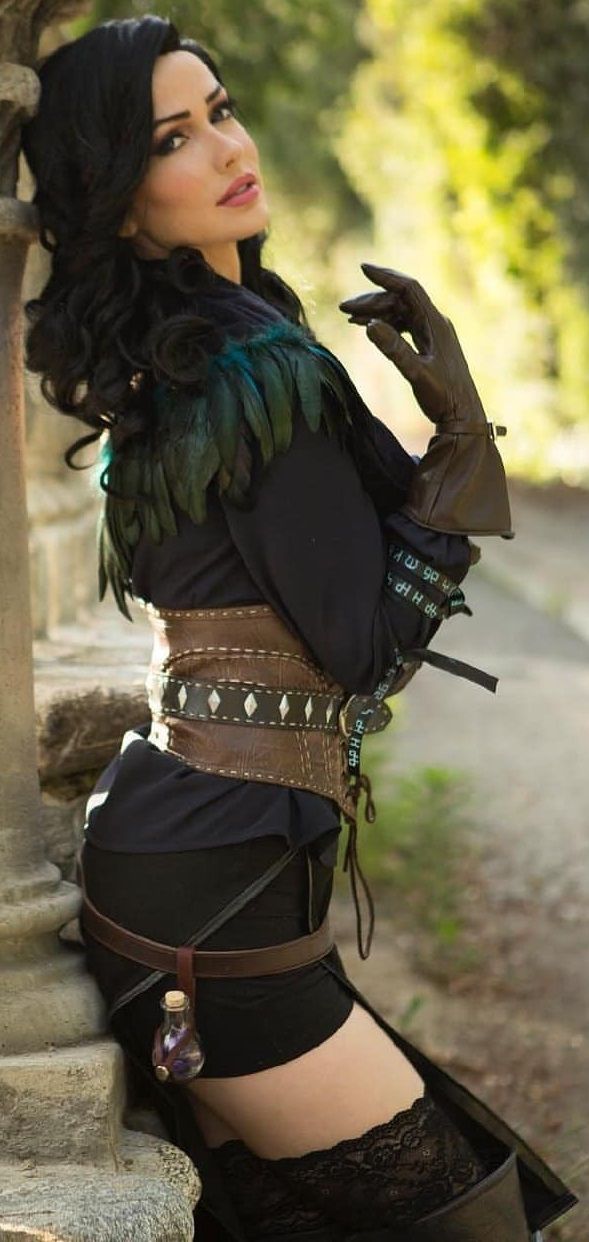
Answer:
[{"xmin": 339, "ymin": 263, "xmax": 513, "ymax": 538}]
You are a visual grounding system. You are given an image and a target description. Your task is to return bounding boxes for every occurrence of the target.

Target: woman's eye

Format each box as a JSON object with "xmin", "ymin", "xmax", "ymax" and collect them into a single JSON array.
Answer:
[
  {"xmin": 213, "ymin": 96, "xmax": 240, "ymax": 123},
  {"xmin": 155, "ymin": 131, "xmax": 186, "ymax": 156},
  {"xmin": 154, "ymin": 97, "xmax": 239, "ymax": 156}
]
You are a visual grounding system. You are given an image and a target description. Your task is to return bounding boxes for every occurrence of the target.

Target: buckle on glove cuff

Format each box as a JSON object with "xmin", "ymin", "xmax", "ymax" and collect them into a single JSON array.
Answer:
[{"xmin": 434, "ymin": 420, "xmax": 507, "ymax": 440}]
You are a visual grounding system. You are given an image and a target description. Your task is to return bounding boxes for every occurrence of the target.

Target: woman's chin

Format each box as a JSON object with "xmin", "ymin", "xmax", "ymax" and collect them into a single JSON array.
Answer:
[{"xmin": 241, "ymin": 199, "xmax": 270, "ymax": 233}]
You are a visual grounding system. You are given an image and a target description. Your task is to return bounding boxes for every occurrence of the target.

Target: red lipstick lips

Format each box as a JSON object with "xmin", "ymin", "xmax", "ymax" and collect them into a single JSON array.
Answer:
[{"xmin": 217, "ymin": 173, "xmax": 259, "ymax": 205}]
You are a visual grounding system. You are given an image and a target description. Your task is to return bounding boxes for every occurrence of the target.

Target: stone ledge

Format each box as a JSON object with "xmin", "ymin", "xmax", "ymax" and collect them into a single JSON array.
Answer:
[
  {"xmin": 34, "ymin": 601, "xmax": 152, "ymax": 782},
  {"xmin": 33, "ymin": 602, "xmax": 154, "ymax": 878},
  {"xmin": 0, "ymin": 1162, "xmax": 199, "ymax": 1241},
  {"xmin": 0, "ymin": 1042, "xmax": 125, "ymax": 1164},
  {"xmin": 36, "ymin": 682, "xmax": 149, "ymax": 781}
]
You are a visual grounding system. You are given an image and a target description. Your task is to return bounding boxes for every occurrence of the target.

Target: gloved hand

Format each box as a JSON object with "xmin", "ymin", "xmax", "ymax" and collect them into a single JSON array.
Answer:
[{"xmin": 339, "ymin": 263, "xmax": 513, "ymax": 538}]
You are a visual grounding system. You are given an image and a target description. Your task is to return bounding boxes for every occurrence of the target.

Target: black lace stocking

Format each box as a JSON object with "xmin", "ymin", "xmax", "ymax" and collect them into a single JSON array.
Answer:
[
  {"xmin": 213, "ymin": 1139, "xmax": 331, "ymax": 1238},
  {"xmin": 270, "ymin": 1089, "xmax": 488, "ymax": 1230},
  {"xmin": 212, "ymin": 1090, "xmax": 488, "ymax": 1237}
]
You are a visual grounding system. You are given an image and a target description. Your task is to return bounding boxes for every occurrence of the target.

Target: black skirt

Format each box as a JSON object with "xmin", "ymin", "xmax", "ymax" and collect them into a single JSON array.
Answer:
[{"xmin": 80, "ymin": 829, "xmax": 577, "ymax": 1240}]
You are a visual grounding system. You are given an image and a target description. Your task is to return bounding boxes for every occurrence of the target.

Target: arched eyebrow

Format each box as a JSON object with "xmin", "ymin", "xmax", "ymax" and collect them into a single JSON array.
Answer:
[{"xmin": 153, "ymin": 84, "xmax": 224, "ymax": 131}]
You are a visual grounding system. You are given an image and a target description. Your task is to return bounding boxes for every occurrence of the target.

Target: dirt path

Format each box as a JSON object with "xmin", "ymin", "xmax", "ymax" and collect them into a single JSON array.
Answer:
[{"xmin": 333, "ymin": 570, "xmax": 588, "ymax": 1241}]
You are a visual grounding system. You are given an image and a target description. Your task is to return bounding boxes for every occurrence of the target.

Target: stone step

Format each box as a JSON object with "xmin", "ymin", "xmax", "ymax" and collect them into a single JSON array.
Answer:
[
  {"xmin": 0, "ymin": 1041, "xmax": 128, "ymax": 1164},
  {"xmin": 0, "ymin": 1152, "xmax": 200, "ymax": 1241},
  {"xmin": 0, "ymin": 1041, "xmax": 200, "ymax": 1241}
]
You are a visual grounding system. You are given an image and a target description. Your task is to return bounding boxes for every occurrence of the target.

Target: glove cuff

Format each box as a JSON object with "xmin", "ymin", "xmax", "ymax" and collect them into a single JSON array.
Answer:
[{"xmin": 402, "ymin": 431, "xmax": 514, "ymax": 538}]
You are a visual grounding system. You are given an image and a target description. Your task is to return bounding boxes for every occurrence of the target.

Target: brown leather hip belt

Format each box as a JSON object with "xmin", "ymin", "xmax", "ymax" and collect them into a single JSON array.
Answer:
[
  {"xmin": 78, "ymin": 843, "xmax": 334, "ymax": 1001},
  {"xmin": 81, "ymin": 878, "xmax": 333, "ymax": 980}
]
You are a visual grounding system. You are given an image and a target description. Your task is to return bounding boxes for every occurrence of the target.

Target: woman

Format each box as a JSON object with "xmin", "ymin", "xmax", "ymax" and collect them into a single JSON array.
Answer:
[{"xmin": 21, "ymin": 15, "xmax": 576, "ymax": 1241}]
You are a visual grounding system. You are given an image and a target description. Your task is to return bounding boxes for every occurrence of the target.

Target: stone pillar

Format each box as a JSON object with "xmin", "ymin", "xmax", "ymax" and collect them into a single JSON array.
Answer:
[
  {"xmin": 0, "ymin": 7, "xmax": 199, "ymax": 1238},
  {"xmin": 22, "ymin": 21, "xmax": 102, "ymax": 639}
]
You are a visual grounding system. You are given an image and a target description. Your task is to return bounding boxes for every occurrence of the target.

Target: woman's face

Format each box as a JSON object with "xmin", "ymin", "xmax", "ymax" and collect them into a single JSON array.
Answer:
[{"xmin": 119, "ymin": 49, "xmax": 269, "ymax": 282}]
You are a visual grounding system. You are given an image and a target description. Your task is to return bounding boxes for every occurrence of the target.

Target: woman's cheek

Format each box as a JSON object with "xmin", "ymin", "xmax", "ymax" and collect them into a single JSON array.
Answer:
[{"xmin": 159, "ymin": 162, "xmax": 206, "ymax": 205}]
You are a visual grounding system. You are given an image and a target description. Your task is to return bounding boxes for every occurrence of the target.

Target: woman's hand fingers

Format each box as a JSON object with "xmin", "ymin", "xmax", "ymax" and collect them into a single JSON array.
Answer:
[
  {"xmin": 365, "ymin": 320, "xmax": 423, "ymax": 386},
  {"xmin": 360, "ymin": 263, "xmax": 442, "ymax": 331},
  {"xmin": 340, "ymin": 273, "xmax": 434, "ymax": 355},
  {"xmin": 342, "ymin": 265, "xmax": 485, "ymax": 427},
  {"xmin": 360, "ymin": 262, "xmax": 430, "ymax": 305},
  {"xmin": 338, "ymin": 290, "xmax": 399, "ymax": 314},
  {"xmin": 341, "ymin": 294, "xmax": 407, "ymax": 331},
  {"xmin": 350, "ymin": 311, "xmax": 432, "ymax": 356}
]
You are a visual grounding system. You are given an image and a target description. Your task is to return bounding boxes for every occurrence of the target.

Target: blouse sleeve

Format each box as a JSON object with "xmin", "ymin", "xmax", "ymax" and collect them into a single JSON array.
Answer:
[{"xmin": 221, "ymin": 410, "xmax": 472, "ymax": 695}]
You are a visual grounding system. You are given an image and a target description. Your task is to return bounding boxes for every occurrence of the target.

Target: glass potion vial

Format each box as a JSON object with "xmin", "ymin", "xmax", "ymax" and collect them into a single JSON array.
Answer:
[{"xmin": 153, "ymin": 989, "xmax": 205, "ymax": 1083}]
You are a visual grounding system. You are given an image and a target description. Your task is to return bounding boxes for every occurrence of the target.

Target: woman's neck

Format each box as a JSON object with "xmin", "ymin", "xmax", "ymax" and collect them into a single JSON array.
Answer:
[{"xmin": 196, "ymin": 241, "xmax": 242, "ymax": 285}]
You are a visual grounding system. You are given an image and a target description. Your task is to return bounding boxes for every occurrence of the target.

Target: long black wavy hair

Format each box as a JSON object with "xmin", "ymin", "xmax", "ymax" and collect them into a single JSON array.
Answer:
[{"xmin": 20, "ymin": 15, "xmax": 312, "ymax": 467}]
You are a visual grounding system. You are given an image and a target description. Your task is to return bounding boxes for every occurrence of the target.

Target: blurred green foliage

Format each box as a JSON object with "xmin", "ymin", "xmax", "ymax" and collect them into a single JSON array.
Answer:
[
  {"xmin": 337, "ymin": 748, "xmax": 474, "ymax": 944},
  {"xmin": 332, "ymin": 0, "xmax": 589, "ymax": 479},
  {"xmin": 75, "ymin": 0, "xmax": 589, "ymax": 481}
]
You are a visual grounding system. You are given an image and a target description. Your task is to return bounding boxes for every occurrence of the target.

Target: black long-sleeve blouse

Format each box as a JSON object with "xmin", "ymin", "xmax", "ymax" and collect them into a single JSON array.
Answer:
[{"xmin": 84, "ymin": 404, "xmax": 471, "ymax": 855}]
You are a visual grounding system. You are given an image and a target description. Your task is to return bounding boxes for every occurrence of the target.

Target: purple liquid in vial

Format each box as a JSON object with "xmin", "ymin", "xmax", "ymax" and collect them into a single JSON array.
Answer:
[{"xmin": 156, "ymin": 989, "xmax": 205, "ymax": 1081}]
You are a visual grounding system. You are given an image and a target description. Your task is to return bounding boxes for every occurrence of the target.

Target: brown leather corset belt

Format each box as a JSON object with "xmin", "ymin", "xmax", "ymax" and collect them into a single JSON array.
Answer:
[
  {"xmin": 139, "ymin": 600, "xmax": 390, "ymax": 958},
  {"xmin": 141, "ymin": 601, "xmax": 390, "ymax": 824}
]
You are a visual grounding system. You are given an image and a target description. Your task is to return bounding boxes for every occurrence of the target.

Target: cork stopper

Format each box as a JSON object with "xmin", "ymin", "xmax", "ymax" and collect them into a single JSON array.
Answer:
[{"xmin": 164, "ymin": 990, "xmax": 187, "ymax": 1010}]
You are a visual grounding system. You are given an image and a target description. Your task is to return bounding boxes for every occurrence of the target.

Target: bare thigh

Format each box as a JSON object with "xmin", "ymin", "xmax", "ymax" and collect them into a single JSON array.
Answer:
[{"xmin": 185, "ymin": 1001, "xmax": 425, "ymax": 1159}]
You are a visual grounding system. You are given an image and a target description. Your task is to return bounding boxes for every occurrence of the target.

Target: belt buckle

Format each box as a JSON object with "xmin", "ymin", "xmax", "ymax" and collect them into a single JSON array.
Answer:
[
  {"xmin": 338, "ymin": 693, "xmax": 393, "ymax": 739},
  {"xmin": 338, "ymin": 694, "xmax": 362, "ymax": 740}
]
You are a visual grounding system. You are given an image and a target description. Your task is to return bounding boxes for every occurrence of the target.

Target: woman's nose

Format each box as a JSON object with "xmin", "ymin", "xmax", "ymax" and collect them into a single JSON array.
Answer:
[{"xmin": 214, "ymin": 130, "xmax": 243, "ymax": 166}]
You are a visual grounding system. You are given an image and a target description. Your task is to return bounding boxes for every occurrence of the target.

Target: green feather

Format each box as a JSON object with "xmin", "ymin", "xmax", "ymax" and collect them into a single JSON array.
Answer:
[
  {"xmin": 208, "ymin": 371, "xmax": 240, "ymax": 471},
  {"xmin": 271, "ymin": 345, "xmax": 297, "ymax": 411},
  {"xmin": 225, "ymin": 423, "xmax": 253, "ymax": 504},
  {"xmin": 97, "ymin": 505, "xmax": 133, "ymax": 621},
  {"xmin": 257, "ymin": 352, "xmax": 293, "ymax": 453},
  {"xmin": 148, "ymin": 452, "xmax": 177, "ymax": 542},
  {"xmin": 291, "ymin": 349, "xmax": 323, "ymax": 432},
  {"xmin": 185, "ymin": 438, "xmax": 221, "ymax": 522},
  {"xmin": 239, "ymin": 371, "xmax": 274, "ymax": 464}
]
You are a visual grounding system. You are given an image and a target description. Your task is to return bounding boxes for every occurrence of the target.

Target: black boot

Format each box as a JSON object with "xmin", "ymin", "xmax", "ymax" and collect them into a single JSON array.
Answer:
[{"xmin": 379, "ymin": 1151, "xmax": 531, "ymax": 1242}]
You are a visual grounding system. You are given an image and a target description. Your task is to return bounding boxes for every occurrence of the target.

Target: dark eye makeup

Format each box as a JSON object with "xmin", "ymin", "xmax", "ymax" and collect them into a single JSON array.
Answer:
[{"xmin": 153, "ymin": 95, "xmax": 240, "ymax": 156}]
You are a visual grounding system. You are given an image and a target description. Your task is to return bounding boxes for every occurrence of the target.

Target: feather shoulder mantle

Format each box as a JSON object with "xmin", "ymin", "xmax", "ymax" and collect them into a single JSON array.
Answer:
[{"xmin": 97, "ymin": 319, "xmax": 355, "ymax": 618}]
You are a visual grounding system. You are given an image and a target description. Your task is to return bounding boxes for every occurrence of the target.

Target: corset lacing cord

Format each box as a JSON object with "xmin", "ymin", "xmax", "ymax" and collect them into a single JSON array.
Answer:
[{"xmin": 343, "ymin": 773, "xmax": 377, "ymax": 960}]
